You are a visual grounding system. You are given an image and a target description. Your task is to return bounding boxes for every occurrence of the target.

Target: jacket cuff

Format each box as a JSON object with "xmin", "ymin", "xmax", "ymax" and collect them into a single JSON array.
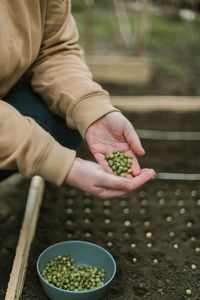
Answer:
[{"xmin": 67, "ymin": 94, "xmax": 120, "ymax": 138}]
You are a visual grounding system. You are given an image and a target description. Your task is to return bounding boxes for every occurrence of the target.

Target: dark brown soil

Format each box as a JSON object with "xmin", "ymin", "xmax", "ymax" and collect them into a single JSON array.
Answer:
[
  {"xmin": 21, "ymin": 179, "xmax": 200, "ymax": 300},
  {"xmin": 1, "ymin": 111, "xmax": 200, "ymax": 300}
]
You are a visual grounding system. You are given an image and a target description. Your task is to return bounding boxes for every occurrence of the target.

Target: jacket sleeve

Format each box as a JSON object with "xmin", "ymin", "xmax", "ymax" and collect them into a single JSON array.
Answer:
[
  {"xmin": 0, "ymin": 100, "xmax": 76, "ymax": 185},
  {"xmin": 25, "ymin": 0, "xmax": 119, "ymax": 138}
]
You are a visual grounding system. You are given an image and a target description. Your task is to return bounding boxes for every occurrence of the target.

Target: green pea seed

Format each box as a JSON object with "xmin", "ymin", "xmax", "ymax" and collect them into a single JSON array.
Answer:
[
  {"xmin": 107, "ymin": 241, "xmax": 113, "ymax": 247},
  {"xmin": 108, "ymin": 160, "xmax": 113, "ymax": 166},
  {"xmin": 105, "ymin": 154, "xmax": 110, "ymax": 160},
  {"xmin": 132, "ymin": 257, "xmax": 137, "ymax": 263},
  {"xmin": 146, "ymin": 232, "xmax": 152, "ymax": 238},
  {"xmin": 191, "ymin": 264, "xmax": 197, "ymax": 270},
  {"xmin": 107, "ymin": 231, "xmax": 114, "ymax": 238},
  {"xmin": 117, "ymin": 169, "xmax": 122, "ymax": 175},
  {"xmin": 41, "ymin": 253, "xmax": 106, "ymax": 292},
  {"xmin": 186, "ymin": 221, "xmax": 193, "ymax": 228},
  {"xmin": 112, "ymin": 165, "xmax": 117, "ymax": 171},
  {"xmin": 153, "ymin": 258, "xmax": 158, "ymax": 264},
  {"xmin": 186, "ymin": 289, "xmax": 192, "ymax": 295},
  {"xmin": 124, "ymin": 232, "xmax": 130, "ymax": 238},
  {"xmin": 124, "ymin": 220, "xmax": 131, "ymax": 226},
  {"xmin": 106, "ymin": 151, "xmax": 133, "ymax": 176},
  {"xmin": 144, "ymin": 220, "xmax": 150, "ymax": 227},
  {"xmin": 165, "ymin": 216, "xmax": 172, "ymax": 222},
  {"xmin": 173, "ymin": 243, "xmax": 179, "ymax": 250},
  {"xmin": 169, "ymin": 231, "xmax": 175, "ymax": 238},
  {"xmin": 139, "ymin": 208, "xmax": 146, "ymax": 215},
  {"xmin": 120, "ymin": 173, "xmax": 126, "ymax": 177}
]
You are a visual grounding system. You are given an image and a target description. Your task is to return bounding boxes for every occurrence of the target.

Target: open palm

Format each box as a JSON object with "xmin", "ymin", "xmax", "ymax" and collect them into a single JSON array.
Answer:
[
  {"xmin": 85, "ymin": 111, "xmax": 146, "ymax": 176},
  {"xmin": 66, "ymin": 111, "xmax": 155, "ymax": 197}
]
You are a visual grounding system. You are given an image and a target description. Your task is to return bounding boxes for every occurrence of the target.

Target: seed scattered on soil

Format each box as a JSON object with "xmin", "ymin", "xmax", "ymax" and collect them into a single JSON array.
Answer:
[
  {"xmin": 132, "ymin": 257, "xmax": 137, "ymax": 263},
  {"xmin": 173, "ymin": 243, "xmax": 179, "ymax": 250},
  {"xmin": 169, "ymin": 231, "xmax": 175, "ymax": 238},
  {"xmin": 124, "ymin": 220, "xmax": 131, "ymax": 227},
  {"xmin": 191, "ymin": 264, "xmax": 197, "ymax": 270},
  {"xmin": 107, "ymin": 241, "xmax": 113, "ymax": 248},
  {"xmin": 146, "ymin": 232, "xmax": 152, "ymax": 238},
  {"xmin": 186, "ymin": 289, "xmax": 192, "ymax": 295},
  {"xmin": 152, "ymin": 258, "xmax": 158, "ymax": 264}
]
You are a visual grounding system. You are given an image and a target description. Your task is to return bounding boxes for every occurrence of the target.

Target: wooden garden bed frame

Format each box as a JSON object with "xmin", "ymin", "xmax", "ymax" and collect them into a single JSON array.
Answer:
[
  {"xmin": 111, "ymin": 95, "xmax": 200, "ymax": 112},
  {"xmin": 86, "ymin": 55, "xmax": 151, "ymax": 85}
]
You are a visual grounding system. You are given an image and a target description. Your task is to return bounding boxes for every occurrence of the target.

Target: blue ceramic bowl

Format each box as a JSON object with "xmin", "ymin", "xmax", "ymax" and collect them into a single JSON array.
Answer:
[{"xmin": 37, "ymin": 240, "xmax": 116, "ymax": 300}]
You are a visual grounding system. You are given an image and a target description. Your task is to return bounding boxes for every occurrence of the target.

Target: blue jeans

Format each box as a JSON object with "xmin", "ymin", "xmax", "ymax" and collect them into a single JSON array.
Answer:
[{"xmin": 0, "ymin": 79, "xmax": 82, "ymax": 181}]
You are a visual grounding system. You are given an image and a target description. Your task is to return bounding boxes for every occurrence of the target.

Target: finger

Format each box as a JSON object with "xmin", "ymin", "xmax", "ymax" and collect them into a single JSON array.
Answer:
[
  {"xmin": 124, "ymin": 123, "xmax": 145, "ymax": 156},
  {"xmin": 129, "ymin": 169, "xmax": 156, "ymax": 190},
  {"xmin": 95, "ymin": 187, "xmax": 132, "ymax": 199},
  {"xmin": 129, "ymin": 152, "xmax": 141, "ymax": 176},
  {"xmin": 131, "ymin": 154, "xmax": 141, "ymax": 176},
  {"xmin": 95, "ymin": 169, "xmax": 155, "ymax": 199},
  {"xmin": 126, "ymin": 173, "xmax": 132, "ymax": 179},
  {"xmin": 141, "ymin": 168, "xmax": 156, "ymax": 173},
  {"xmin": 97, "ymin": 172, "xmax": 131, "ymax": 191},
  {"xmin": 124, "ymin": 150, "xmax": 141, "ymax": 176}
]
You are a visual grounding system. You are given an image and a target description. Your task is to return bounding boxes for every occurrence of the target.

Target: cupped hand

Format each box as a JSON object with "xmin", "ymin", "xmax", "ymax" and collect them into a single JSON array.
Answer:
[
  {"xmin": 85, "ymin": 111, "xmax": 148, "ymax": 176},
  {"xmin": 65, "ymin": 158, "xmax": 155, "ymax": 199}
]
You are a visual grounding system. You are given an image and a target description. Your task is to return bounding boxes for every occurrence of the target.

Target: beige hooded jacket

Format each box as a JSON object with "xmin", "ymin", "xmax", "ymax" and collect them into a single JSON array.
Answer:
[{"xmin": 0, "ymin": 0, "xmax": 118, "ymax": 185}]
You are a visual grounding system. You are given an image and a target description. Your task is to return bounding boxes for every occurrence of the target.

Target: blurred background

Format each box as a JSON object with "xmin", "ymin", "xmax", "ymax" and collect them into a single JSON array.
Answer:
[{"xmin": 72, "ymin": 0, "xmax": 200, "ymax": 96}]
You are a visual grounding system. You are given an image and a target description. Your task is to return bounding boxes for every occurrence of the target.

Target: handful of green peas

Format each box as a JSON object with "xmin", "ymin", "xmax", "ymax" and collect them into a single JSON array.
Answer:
[
  {"xmin": 105, "ymin": 150, "xmax": 133, "ymax": 177},
  {"xmin": 41, "ymin": 253, "xmax": 105, "ymax": 291}
]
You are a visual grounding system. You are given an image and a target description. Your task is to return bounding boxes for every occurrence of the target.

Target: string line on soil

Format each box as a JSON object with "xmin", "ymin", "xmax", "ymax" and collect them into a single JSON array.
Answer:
[
  {"xmin": 136, "ymin": 129, "xmax": 200, "ymax": 140},
  {"xmin": 154, "ymin": 172, "xmax": 200, "ymax": 180}
]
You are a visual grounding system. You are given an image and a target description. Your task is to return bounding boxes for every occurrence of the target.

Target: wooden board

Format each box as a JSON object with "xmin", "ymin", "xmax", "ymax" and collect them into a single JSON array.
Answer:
[
  {"xmin": 86, "ymin": 55, "xmax": 151, "ymax": 84},
  {"xmin": 5, "ymin": 176, "xmax": 45, "ymax": 300},
  {"xmin": 111, "ymin": 96, "xmax": 200, "ymax": 112}
]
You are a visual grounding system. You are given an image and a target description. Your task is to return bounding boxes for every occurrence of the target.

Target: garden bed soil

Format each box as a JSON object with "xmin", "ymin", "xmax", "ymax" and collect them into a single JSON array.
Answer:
[{"xmin": 1, "ymin": 111, "xmax": 200, "ymax": 300}]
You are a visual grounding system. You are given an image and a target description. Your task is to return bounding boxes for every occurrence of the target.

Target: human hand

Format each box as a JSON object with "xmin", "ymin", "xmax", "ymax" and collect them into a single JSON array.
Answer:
[
  {"xmin": 65, "ymin": 157, "xmax": 155, "ymax": 199},
  {"xmin": 85, "ymin": 111, "xmax": 153, "ymax": 176}
]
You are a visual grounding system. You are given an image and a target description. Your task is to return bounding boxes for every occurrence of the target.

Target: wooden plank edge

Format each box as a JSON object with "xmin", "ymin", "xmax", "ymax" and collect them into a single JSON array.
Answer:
[
  {"xmin": 86, "ymin": 55, "xmax": 151, "ymax": 84},
  {"xmin": 111, "ymin": 96, "xmax": 200, "ymax": 112},
  {"xmin": 5, "ymin": 176, "xmax": 45, "ymax": 300}
]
